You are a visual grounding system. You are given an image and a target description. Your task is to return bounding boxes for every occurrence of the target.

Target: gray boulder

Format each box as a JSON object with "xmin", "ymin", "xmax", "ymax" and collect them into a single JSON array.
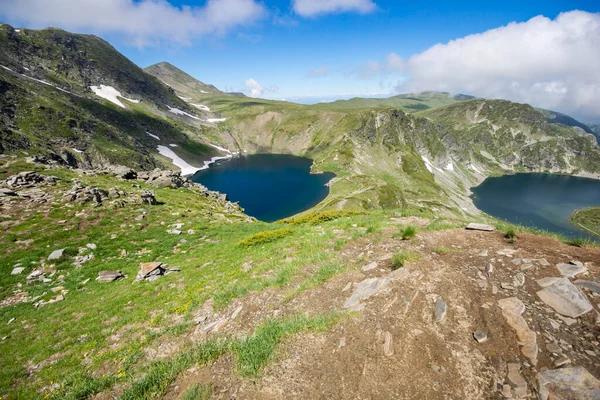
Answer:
[
  {"xmin": 97, "ymin": 270, "xmax": 125, "ymax": 283},
  {"xmin": 48, "ymin": 248, "xmax": 66, "ymax": 261},
  {"xmin": 536, "ymin": 278, "xmax": 593, "ymax": 318},
  {"xmin": 466, "ymin": 223, "xmax": 495, "ymax": 232},
  {"xmin": 537, "ymin": 367, "xmax": 600, "ymax": 400}
]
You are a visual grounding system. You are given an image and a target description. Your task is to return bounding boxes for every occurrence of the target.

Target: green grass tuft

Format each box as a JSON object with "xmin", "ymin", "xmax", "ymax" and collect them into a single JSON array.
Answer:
[
  {"xmin": 238, "ymin": 228, "xmax": 293, "ymax": 247},
  {"xmin": 279, "ymin": 210, "xmax": 360, "ymax": 225},
  {"xmin": 391, "ymin": 251, "xmax": 420, "ymax": 270},
  {"xmin": 181, "ymin": 383, "xmax": 213, "ymax": 400}
]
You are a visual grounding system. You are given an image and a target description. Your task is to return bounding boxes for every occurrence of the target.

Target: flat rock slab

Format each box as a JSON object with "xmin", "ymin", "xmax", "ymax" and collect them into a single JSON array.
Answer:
[
  {"xmin": 497, "ymin": 248, "xmax": 518, "ymax": 257},
  {"xmin": 48, "ymin": 248, "xmax": 66, "ymax": 261},
  {"xmin": 574, "ymin": 280, "xmax": 600, "ymax": 294},
  {"xmin": 343, "ymin": 277, "xmax": 391, "ymax": 311},
  {"xmin": 536, "ymin": 278, "xmax": 593, "ymax": 318},
  {"xmin": 556, "ymin": 263, "xmax": 588, "ymax": 278},
  {"xmin": 537, "ymin": 367, "xmax": 600, "ymax": 400},
  {"xmin": 466, "ymin": 223, "xmax": 495, "ymax": 232},
  {"xmin": 434, "ymin": 297, "xmax": 447, "ymax": 322},
  {"xmin": 11, "ymin": 267, "xmax": 25, "ymax": 275},
  {"xmin": 97, "ymin": 270, "xmax": 124, "ymax": 282},
  {"xmin": 498, "ymin": 297, "xmax": 538, "ymax": 365},
  {"xmin": 361, "ymin": 261, "xmax": 378, "ymax": 272}
]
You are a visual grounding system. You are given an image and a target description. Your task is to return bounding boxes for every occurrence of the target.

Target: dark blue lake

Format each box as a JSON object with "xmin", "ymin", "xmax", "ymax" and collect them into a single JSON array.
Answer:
[
  {"xmin": 190, "ymin": 154, "xmax": 335, "ymax": 222},
  {"xmin": 471, "ymin": 173, "xmax": 600, "ymax": 239}
]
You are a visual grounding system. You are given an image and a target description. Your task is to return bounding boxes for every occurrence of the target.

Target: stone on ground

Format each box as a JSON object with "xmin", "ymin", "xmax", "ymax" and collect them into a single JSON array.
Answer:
[
  {"xmin": 48, "ymin": 248, "xmax": 66, "ymax": 261},
  {"xmin": 473, "ymin": 330, "xmax": 487, "ymax": 343},
  {"xmin": 434, "ymin": 297, "xmax": 447, "ymax": 323},
  {"xmin": 96, "ymin": 270, "xmax": 125, "ymax": 282},
  {"xmin": 136, "ymin": 262, "xmax": 166, "ymax": 281},
  {"xmin": 498, "ymin": 297, "xmax": 538, "ymax": 365},
  {"xmin": 11, "ymin": 267, "xmax": 25, "ymax": 275},
  {"xmin": 507, "ymin": 363, "xmax": 528, "ymax": 398},
  {"xmin": 343, "ymin": 276, "xmax": 392, "ymax": 311},
  {"xmin": 574, "ymin": 280, "xmax": 600, "ymax": 294},
  {"xmin": 556, "ymin": 262, "xmax": 588, "ymax": 278},
  {"xmin": 536, "ymin": 278, "xmax": 593, "ymax": 318},
  {"xmin": 361, "ymin": 261, "xmax": 378, "ymax": 272},
  {"xmin": 537, "ymin": 367, "xmax": 600, "ymax": 400},
  {"xmin": 466, "ymin": 223, "xmax": 495, "ymax": 232}
]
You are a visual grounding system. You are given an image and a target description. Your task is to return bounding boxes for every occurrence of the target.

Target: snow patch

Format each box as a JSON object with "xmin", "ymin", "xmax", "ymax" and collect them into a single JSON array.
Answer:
[
  {"xmin": 169, "ymin": 144, "xmax": 178, "ymax": 147},
  {"xmin": 157, "ymin": 145, "xmax": 200, "ymax": 176},
  {"xmin": 15, "ymin": 29, "xmax": 20, "ymax": 33},
  {"xmin": 469, "ymin": 164, "xmax": 482, "ymax": 174},
  {"xmin": 146, "ymin": 132, "xmax": 160, "ymax": 140},
  {"xmin": 203, "ymin": 118, "xmax": 227, "ymax": 123},
  {"xmin": 177, "ymin": 95, "xmax": 190, "ymax": 100},
  {"xmin": 445, "ymin": 161, "xmax": 454, "ymax": 171},
  {"xmin": 71, "ymin": 148, "xmax": 83, "ymax": 153},
  {"xmin": 90, "ymin": 85, "xmax": 139, "ymax": 108},
  {"xmin": 421, "ymin": 156, "xmax": 443, "ymax": 173},
  {"xmin": 191, "ymin": 103, "xmax": 210, "ymax": 112},
  {"xmin": 167, "ymin": 105, "xmax": 200, "ymax": 120},
  {"xmin": 200, "ymin": 90, "xmax": 209, "ymax": 93},
  {"xmin": 207, "ymin": 143, "xmax": 231, "ymax": 154}
]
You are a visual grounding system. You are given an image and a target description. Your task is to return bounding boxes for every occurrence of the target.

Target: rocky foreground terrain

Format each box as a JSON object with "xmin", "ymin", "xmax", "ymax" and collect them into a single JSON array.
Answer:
[{"xmin": 1, "ymin": 156, "xmax": 599, "ymax": 399}]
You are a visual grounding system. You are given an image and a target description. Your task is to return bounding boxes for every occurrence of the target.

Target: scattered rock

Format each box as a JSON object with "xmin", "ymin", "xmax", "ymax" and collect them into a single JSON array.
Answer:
[
  {"xmin": 498, "ymin": 297, "xmax": 538, "ymax": 365},
  {"xmin": 545, "ymin": 342, "xmax": 562, "ymax": 354},
  {"xmin": 383, "ymin": 332, "xmax": 394, "ymax": 356},
  {"xmin": 434, "ymin": 297, "xmax": 447, "ymax": 323},
  {"xmin": 0, "ymin": 188, "xmax": 17, "ymax": 196},
  {"xmin": 86, "ymin": 243, "xmax": 97, "ymax": 250},
  {"xmin": 11, "ymin": 267, "xmax": 25, "ymax": 275},
  {"xmin": 553, "ymin": 355, "xmax": 571, "ymax": 367},
  {"xmin": 513, "ymin": 273, "xmax": 525, "ymax": 287},
  {"xmin": 241, "ymin": 261, "xmax": 253, "ymax": 272},
  {"xmin": 473, "ymin": 330, "xmax": 488, "ymax": 343},
  {"xmin": 26, "ymin": 270, "xmax": 44, "ymax": 282},
  {"xmin": 96, "ymin": 270, "xmax": 125, "ymax": 283},
  {"xmin": 485, "ymin": 263, "xmax": 494, "ymax": 278},
  {"xmin": 574, "ymin": 280, "xmax": 600, "ymax": 294},
  {"xmin": 556, "ymin": 262, "xmax": 588, "ymax": 278},
  {"xmin": 536, "ymin": 277, "xmax": 561, "ymax": 288},
  {"xmin": 537, "ymin": 366, "xmax": 600, "ymax": 400},
  {"xmin": 136, "ymin": 262, "xmax": 166, "ymax": 281},
  {"xmin": 507, "ymin": 363, "xmax": 528, "ymax": 398},
  {"xmin": 536, "ymin": 278, "xmax": 593, "ymax": 318},
  {"xmin": 466, "ymin": 223, "xmax": 495, "ymax": 232},
  {"xmin": 497, "ymin": 249, "xmax": 518, "ymax": 257},
  {"xmin": 47, "ymin": 248, "xmax": 66, "ymax": 261},
  {"xmin": 362, "ymin": 261, "xmax": 378, "ymax": 272}
]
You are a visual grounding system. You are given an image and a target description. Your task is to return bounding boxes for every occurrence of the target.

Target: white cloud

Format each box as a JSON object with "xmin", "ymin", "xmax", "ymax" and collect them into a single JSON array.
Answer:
[
  {"xmin": 0, "ymin": 0, "xmax": 266, "ymax": 46},
  {"xmin": 245, "ymin": 78, "xmax": 264, "ymax": 97},
  {"xmin": 293, "ymin": 0, "xmax": 376, "ymax": 17},
  {"xmin": 400, "ymin": 10, "xmax": 600, "ymax": 120},
  {"xmin": 307, "ymin": 66, "xmax": 329, "ymax": 78}
]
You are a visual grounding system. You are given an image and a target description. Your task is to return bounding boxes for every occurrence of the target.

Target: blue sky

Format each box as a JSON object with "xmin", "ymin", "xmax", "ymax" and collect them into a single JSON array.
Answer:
[{"xmin": 2, "ymin": 0, "xmax": 600, "ymax": 120}]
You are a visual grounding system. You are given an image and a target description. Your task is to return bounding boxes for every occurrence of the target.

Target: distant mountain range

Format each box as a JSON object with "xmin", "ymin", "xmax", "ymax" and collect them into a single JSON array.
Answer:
[{"xmin": 1, "ymin": 23, "xmax": 599, "ymax": 215}]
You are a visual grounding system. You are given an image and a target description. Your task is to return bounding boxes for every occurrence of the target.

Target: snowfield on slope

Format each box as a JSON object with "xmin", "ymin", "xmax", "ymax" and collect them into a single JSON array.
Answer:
[{"xmin": 90, "ymin": 85, "xmax": 139, "ymax": 108}]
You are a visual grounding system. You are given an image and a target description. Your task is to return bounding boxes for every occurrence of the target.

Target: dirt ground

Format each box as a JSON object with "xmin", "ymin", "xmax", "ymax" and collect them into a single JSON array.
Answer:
[{"xmin": 160, "ymin": 220, "xmax": 600, "ymax": 400}]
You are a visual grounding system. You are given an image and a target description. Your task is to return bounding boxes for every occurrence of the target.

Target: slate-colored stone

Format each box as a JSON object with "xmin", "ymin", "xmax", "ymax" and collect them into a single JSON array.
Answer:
[
  {"xmin": 537, "ymin": 367, "xmax": 600, "ymax": 400},
  {"xmin": 466, "ymin": 223, "xmax": 495, "ymax": 232},
  {"xmin": 536, "ymin": 278, "xmax": 593, "ymax": 318}
]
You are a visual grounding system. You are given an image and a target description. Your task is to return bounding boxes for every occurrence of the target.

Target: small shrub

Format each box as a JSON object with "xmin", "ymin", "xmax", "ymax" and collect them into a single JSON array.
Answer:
[
  {"xmin": 391, "ymin": 251, "xmax": 419, "ymax": 270},
  {"xmin": 400, "ymin": 225, "xmax": 417, "ymax": 240},
  {"xmin": 279, "ymin": 210, "xmax": 359, "ymax": 225},
  {"xmin": 238, "ymin": 228, "xmax": 293, "ymax": 247},
  {"xmin": 434, "ymin": 247, "xmax": 455, "ymax": 254},
  {"xmin": 504, "ymin": 228, "xmax": 517, "ymax": 243}
]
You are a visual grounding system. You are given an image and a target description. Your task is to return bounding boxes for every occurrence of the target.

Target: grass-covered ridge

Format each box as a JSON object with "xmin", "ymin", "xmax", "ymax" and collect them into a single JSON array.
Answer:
[{"xmin": 570, "ymin": 207, "xmax": 600, "ymax": 239}]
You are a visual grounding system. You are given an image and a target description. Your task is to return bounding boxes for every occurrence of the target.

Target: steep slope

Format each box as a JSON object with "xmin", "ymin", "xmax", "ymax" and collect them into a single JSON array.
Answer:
[
  {"xmin": 587, "ymin": 123, "xmax": 600, "ymax": 143},
  {"xmin": 0, "ymin": 24, "xmax": 224, "ymax": 170},
  {"xmin": 144, "ymin": 61, "xmax": 223, "ymax": 97}
]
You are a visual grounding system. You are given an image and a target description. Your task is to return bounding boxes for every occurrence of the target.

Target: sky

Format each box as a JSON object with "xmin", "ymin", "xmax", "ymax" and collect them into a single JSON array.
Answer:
[{"xmin": 1, "ymin": 0, "xmax": 600, "ymax": 121}]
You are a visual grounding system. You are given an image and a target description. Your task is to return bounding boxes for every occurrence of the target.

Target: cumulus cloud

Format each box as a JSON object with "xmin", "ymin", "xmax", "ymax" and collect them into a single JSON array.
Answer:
[
  {"xmin": 293, "ymin": 0, "xmax": 377, "ymax": 17},
  {"xmin": 307, "ymin": 66, "xmax": 329, "ymax": 78},
  {"xmin": 0, "ymin": 0, "xmax": 266, "ymax": 46},
  {"xmin": 245, "ymin": 78, "xmax": 264, "ymax": 97},
  {"xmin": 400, "ymin": 11, "xmax": 600, "ymax": 121}
]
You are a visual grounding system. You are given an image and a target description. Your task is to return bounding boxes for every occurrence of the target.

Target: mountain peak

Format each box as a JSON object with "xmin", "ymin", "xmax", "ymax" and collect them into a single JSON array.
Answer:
[{"xmin": 144, "ymin": 62, "xmax": 222, "ymax": 96}]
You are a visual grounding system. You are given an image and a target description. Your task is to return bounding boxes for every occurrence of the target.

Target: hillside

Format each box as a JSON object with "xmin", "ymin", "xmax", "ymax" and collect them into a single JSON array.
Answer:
[
  {"xmin": 145, "ymin": 62, "xmax": 223, "ymax": 97},
  {"xmin": 1, "ymin": 23, "xmax": 600, "ymax": 400},
  {"xmin": 0, "ymin": 25, "xmax": 229, "ymax": 171},
  {"xmin": 313, "ymin": 91, "xmax": 474, "ymax": 112}
]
